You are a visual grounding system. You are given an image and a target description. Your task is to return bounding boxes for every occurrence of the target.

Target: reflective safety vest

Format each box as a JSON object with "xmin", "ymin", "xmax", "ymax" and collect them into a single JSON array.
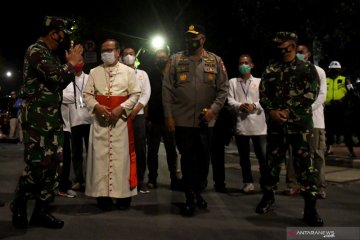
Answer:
[{"xmin": 325, "ymin": 75, "xmax": 347, "ymax": 105}]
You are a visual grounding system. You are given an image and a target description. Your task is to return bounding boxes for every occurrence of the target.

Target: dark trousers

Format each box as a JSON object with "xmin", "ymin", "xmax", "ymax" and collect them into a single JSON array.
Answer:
[
  {"xmin": 133, "ymin": 115, "xmax": 147, "ymax": 183},
  {"xmin": 147, "ymin": 122, "xmax": 178, "ymax": 184},
  {"xmin": 324, "ymin": 104, "xmax": 344, "ymax": 146},
  {"xmin": 71, "ymin": 124, "xmax": 90, "ymax": 184},
  {"xmin": 175, "ymin": 126, "xmax": 213, "ymax": 193},
  {"xmin": 210, "ymin": 129, "xmax": 226, "ymax": 186},
  {"xmin": 59, "ymin": 131, "xmax": 72, "ymax": 192},
  {"xmin": 235, "ymin": 135, "xmax": 268, "ymax": 187}
]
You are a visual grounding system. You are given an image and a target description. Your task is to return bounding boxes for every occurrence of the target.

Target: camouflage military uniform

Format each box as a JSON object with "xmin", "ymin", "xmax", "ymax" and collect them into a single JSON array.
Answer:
[
  {"xmin": 15, "ymin": 39, "xmax": 76, "ymax": 203},
  {"xmin": 260, "ymin": 58, "xmax": 320, "ymax": 195}
]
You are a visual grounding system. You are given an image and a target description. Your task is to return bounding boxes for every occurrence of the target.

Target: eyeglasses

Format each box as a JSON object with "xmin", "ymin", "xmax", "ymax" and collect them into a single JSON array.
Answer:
[{"xmin": 101, "ymin": 48, "xmax": 116, "ymax": 53}]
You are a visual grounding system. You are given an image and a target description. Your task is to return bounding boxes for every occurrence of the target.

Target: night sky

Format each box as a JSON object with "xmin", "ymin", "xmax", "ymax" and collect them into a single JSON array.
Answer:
[{"xmin": 0, "ymin": 0, "xmax": 359, "ymax": 94}]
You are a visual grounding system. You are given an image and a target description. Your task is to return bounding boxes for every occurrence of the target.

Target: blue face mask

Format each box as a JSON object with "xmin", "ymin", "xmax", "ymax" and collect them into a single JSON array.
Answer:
[
  {"xmin": 239, "ymin": 64, "xmax": 251, "ymax": 75},
  {"xmin": 296, "ymin": 53, "xmax": 305, "ymax": 62}
]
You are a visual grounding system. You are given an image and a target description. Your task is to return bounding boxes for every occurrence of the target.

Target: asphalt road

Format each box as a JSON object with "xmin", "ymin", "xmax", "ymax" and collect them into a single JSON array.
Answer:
[{"xmin": 0, "ymin": 141, "xmax": 359, "ymax": 240}]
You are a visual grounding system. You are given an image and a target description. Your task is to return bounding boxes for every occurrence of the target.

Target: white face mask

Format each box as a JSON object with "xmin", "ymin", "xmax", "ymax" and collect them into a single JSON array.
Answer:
[
  {"xmin": 123, "ymin": 55, "xmax": 136, "ymax": 65},
  {"xmin": 101, "ymin": 51, "xmax": 116, "ymax": 66}
]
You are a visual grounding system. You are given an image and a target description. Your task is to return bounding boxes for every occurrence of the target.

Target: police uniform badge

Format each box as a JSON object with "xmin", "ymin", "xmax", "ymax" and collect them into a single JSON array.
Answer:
[{"xmin": 179, "ymin": 73, "xmax": 187, "ymax": 81}]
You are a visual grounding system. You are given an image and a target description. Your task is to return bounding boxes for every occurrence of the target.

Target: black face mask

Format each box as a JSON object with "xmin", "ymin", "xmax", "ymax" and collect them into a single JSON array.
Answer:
[
  {"xmin": 155, "ymin": 59, "xmax": 168, "ymax": 70},
  {"xmin": 273, "ymin": 44, "xmax": 293, "ymax": 60},
  {"xmin": 328, "ymin": 69, "xmax": 340, "ymax": 78},
  {"xmin": 185, "ymin": 38, "xmax": 201, "ymax": 53}
]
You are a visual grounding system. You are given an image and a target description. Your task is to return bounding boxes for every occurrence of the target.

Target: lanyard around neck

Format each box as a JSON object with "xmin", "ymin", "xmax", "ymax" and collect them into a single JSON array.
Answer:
[
  {"xmin": 74, "ymin": 75, "xmax": 85, "ymax": 93},
  {"xmin": 239, "ymin": 78, "xmax": 252, "ymax": 100}
]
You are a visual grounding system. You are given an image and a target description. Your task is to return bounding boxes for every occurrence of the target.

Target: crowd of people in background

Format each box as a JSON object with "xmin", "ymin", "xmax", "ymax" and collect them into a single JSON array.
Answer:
[{"xmin": 3, "ymin": 16, "xmax": 360, "ymax": 230}]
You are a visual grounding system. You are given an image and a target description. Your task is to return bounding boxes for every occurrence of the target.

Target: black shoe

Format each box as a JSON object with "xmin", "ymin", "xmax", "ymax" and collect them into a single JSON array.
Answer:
[
  {"xmin": 138, "ymin": 183, "xmax": 150, "ymax": 194},
  {"xmin": 146, "ymin": 182, "xmax": 157, "ymax": 189},
  {"xmin": 182, "ymin": 200, "xmax": 195, "ymax": 216},
  {"xmin": 10, "ymin": 199, "xmax": 28, "ymax": 229},
  {"xmin": 214, "ymin": 184, "xmax": 227, "ymax": 193},
  {"xmin": 29, "ymin": 212, "xmax": 64, "ymax": 229},
  {"xmin": 195, "ymin": 194, "xmax": 207, "ymax": 209},
  {"xmin": 97, "ymin": 197, "xmax": 113, "ymax": 211},
  {"xmin": 29, "ymin": 200, "xmax": 64, "ymax": 229},
  {"xmin": 170, "ymin": 179, "xmax": 183, "ymax": 191},
  {"xmin": 303, "ymin": 209, "xmax": 324, "ymax": 227},
  {"xmin": 255, "ymin": 191, "xmax": 275, "ymax": 214},
  {"xmin": 115, "ymin": 197, "xmax": 131, "ymax": 210}
]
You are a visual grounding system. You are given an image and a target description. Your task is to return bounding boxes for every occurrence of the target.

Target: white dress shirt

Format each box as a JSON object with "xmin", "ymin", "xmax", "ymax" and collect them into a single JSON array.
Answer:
[
  {"xmin": 228, "ymin": 75, "xmax": 267, "ymax": 136},
  {"xmin": 135, "ymin": 69, "xmax": 151, "ymax": 115},
  {"xmin": 63, "ymin": 72, "xmax": 92, "ymax": 127},
  {"xmin": 312, "ymin": 65, "xmax": 327, "ymax": 129}
]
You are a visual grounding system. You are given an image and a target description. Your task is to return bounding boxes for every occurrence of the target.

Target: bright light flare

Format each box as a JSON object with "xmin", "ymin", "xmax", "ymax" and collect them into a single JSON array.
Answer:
[{"xmin": 151, "ymin": 35, "xmax": 166, "ymax": 51}]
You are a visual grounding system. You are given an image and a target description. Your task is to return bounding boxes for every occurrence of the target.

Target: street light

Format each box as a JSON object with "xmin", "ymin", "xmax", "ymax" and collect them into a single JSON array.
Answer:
[
  {"xmin": 6, "ymin": 71, "xmax": 12, "ymax": 78},
  {"xmin": 134, "ymin": 34, "xmax": 170, "ymax": 69},
  {"xmin": 151, "ymin": 35, "xmax": 166, "ymax": 51},
  {"xmin": 136, "ymin": 34, "xmax": 168, "ymax": 57}
]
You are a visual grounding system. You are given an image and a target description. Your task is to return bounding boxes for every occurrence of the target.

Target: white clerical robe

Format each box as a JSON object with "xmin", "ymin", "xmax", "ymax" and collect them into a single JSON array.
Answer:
[{"xmin": 83, "ymin": 62, "xmax": 141, "ymax": 198}]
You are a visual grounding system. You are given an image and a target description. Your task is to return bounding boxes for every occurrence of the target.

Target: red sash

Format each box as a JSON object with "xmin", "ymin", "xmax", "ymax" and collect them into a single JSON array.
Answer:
[{"xmin": 95, "ymin": 95, "xmax": 138, "ymax": 190}]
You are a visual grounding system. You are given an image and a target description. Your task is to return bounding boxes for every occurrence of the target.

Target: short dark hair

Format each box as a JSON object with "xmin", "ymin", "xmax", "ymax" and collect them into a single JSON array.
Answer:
[
  {"xmin": 239, "ymin": 54, "xmax": 253, "ymax": 63},
  {"xmin": 101, "ymin": 39, "xmax": 120, "ymax": 50}
]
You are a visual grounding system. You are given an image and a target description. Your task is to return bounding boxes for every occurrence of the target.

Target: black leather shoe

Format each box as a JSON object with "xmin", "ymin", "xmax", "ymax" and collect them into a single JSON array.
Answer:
[
  {"xmin": 29, "ymin": 212, "xmax": 64, "ymax": 229},
  {"xmin": 303, "ymin": 209, "xmax": 324, "ymax": 227},
  {"xmin": 182, "ymin": 200, "xmax": 195, "ymax": 216},
  {"xmin": 196, "ymin": 194, "xmax": 208, "ymax": 209},
  {"xmin": 214, "ymin": 184, "xmax": 227, "ymax": 193},
  {"xmin": 115, "ymin": 197, "xmax": 131, "ymax": 210},
  {"xmin": 10, "ymin": 200, "xmax": 28, "ymax": 229},
  {"xmin": 170, "ymin": 179, "xmax": 184, "ymax": 191},
  {"xmin": 255, "ymin": 192, "xmax": 275, "ymax": 214},
  {"xmin": 29, "ymin": 200, "xmax": 64, "ymax": 229},
  {"xmin": 97, "ymin": 197, "xmax": 113, "ymax": 211}
]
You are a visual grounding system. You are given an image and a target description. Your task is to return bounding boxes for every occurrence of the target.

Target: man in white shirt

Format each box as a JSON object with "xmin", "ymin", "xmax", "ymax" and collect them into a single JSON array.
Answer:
[
  {"xmin": 227, "ymin": 54, "xmax": 268, "ymax": 193},
  {"xmin": 297, "ymin": 44, "xmax": 327, "ymax": 199},
  {"xmin": 62, "ymin": 57, "xmax": 92, "ymax": 191},
  {"xmin": 122, "ymin": 47, "xmax": 151, "ymax": 193}
]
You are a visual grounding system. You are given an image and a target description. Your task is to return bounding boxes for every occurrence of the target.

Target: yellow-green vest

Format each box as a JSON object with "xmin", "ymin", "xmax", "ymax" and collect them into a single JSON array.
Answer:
[{"xmin": 325, "ymin": 75, "xmax": 347, "ymax": 105}]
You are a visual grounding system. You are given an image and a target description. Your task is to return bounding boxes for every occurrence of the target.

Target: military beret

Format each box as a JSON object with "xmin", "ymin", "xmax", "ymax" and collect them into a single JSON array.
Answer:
[
  {"xmin": 43, "ymin": 16, "xmax": 72, "ymax": 34},
  {"xmin": 186, "ymin": 24, "xmax": 206, "ymax": 35},
  {"xmin": 273, "ymin": 32, "xmax": 298, "ymax": 44}
]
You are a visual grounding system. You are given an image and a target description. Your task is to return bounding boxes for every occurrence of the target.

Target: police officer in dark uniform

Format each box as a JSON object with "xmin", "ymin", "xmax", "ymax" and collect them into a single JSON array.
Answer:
[
  {"xmin": 11, "ymin": 16, "xmax": 83, "ymax": 229},
  {"xmin": 162, "ymin": 24, "xmax": 229, "ymax": 216},
  {"xmin": 255, "ymin": 32, "xmax": 323, "ymax": 227}
]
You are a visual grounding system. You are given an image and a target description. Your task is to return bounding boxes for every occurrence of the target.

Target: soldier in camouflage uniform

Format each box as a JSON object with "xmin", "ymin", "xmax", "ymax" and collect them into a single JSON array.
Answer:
[
  {"xmin": 255, "ymin": 32, "xmax": 324, "ymax": 227},
  {"xmin": 162, "ymin": 24, "xmax": 229, "ymax": 216},
  {"xmin": 11, "ymin": 16, "xmax": 83, "ymax": 229}
]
